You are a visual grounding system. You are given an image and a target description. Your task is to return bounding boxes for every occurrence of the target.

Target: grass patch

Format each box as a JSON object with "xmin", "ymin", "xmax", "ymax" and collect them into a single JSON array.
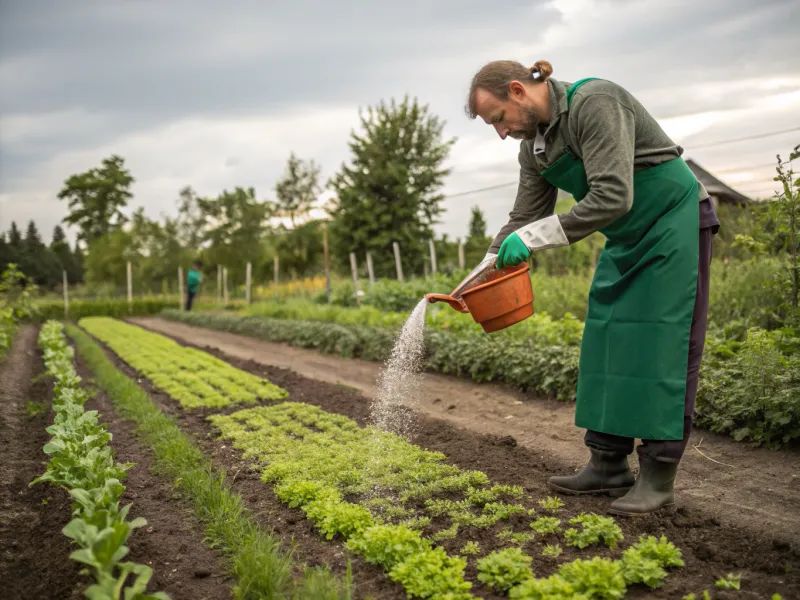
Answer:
[{"xmin": 66, "ymin": 323, "xmax": 352, "ymax": 600}]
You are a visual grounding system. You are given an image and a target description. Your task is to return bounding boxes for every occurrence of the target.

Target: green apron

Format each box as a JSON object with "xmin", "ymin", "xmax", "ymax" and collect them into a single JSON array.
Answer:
[{"xmin": 540, "ymin": 78, "xmax": 699, "ymax": 441}]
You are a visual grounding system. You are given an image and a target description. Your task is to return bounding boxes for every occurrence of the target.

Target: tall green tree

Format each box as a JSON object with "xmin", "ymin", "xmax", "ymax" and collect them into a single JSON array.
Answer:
[
  {"xmin": 275, "ymin": 153, "xmax": 322, "ymax": 227},
  {"xmin": 197, "ymin": 186, "xmax": 272, "ymax": 284},
  {"xmin": 327, "ymin": 95, "xmax": 456, "ymax": 278},
  {"xmin": 57, "ymin": 154, "xmax": 134, "ymax": 244},
  {"xmin": 464, "ymin": 205, "xmax": 493, "ymax": 268},
  {"xmin": 176, "ymin": 185, "xmax": 206, "ymax": 250},
  {"xmin": 50, "ymin": 225, "xmax": 80, "ymax": 283},
  {"xmin": 7, "ymin": 222, "xmax": 22, "ymax": 266},
  {"xmin": 21, "ymin": 220, "xmax": 60, "ymax": 287}
]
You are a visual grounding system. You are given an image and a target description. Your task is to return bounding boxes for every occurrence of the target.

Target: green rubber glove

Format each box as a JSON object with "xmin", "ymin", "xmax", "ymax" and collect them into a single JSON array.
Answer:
[{"xmin": 496, "ymin": 232, "xmax": 531, "ymax": 269}]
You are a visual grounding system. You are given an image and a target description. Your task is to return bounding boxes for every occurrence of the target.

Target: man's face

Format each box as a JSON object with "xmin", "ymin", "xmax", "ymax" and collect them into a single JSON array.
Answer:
[{"xmin": 473, "ymin": 87, "xmax": 540, "ymax": 141}]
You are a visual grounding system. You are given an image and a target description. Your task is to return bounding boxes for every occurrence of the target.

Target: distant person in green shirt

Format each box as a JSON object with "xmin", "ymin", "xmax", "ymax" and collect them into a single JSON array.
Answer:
[{"xmin": 186, "ymin": 262, "xmax": 202, "ymax": 311}]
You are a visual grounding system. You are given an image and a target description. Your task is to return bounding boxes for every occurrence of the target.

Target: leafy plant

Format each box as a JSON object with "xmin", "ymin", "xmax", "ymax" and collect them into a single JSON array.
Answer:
[
  {"xmin": 626, "ymin": 534, "xmax": 685, "ymax": 568},
  {"xmin": 476, "ymin": 547, "xmax": 534, "ymax": 591},
  {"xmin": 31, "ymin": 321, "xmax": 170, "ymax": 600},
  {"xmin": 344, "ymin": 524, "xmax": 430, "ymax": 570},
  {"xmin": 497, "ymin": 529, "xmax": 536, "ymax": 546},
  {"xmin": 715, "ymin": 572, "xmax": 742, "ymax": 590},
  {"xmin": 564, "ymin": 513, "xmax": 624, "ymax": 550},
  {"xmin": 541, "ymin": 544, "xmax": 562, "ymax": 558},
  {"xmin": 388, "ymin": 547, "xmax": 473, "ymax": 600},
  {"xmin": 509, "ymin": 574, "xmax": 578, "ymax": 599},
  {"xmin": 459, "ymin": 541, "xmax": 480, "ymax": 556},
  {"xmin": 537, "ymin": 496, "xmax": 565, "ymax": 512},
  {"xmin": 530, "ymin": 516, "xmax": 561, "ymax": 535},
  {"xmin": 558, "ymin": 557, "xmax": 626, "ymax": 599}
]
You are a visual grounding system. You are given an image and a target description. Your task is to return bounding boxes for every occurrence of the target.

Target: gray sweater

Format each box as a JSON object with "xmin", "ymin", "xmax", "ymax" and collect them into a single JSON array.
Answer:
[{"xmin": 489, "ymin": 77, "xmax": 708, "ymax": 253}]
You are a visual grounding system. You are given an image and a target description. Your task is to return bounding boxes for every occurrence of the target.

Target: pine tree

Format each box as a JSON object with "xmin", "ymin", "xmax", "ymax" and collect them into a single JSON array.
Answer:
[
  {"xmin": 22, "ymin": 220, "xmax": 60, "ymax": 286},
  {"xmin": 0, "ymin": 233, "xmax": 8, "ymax": 274},
  {"xmin": 327, "ymin": 95, "xmax": 456, "ymax": 278},
  {"xmin": 467, "ymin": 205, "xmax": 489, "ymax": 239},
  {"xmin": 51, "ymin": 225, "xmax": 79, "ymax": 284},
  {"xmin": 464, "ymin": 205, "xmax": 494, "ymax": 267}
]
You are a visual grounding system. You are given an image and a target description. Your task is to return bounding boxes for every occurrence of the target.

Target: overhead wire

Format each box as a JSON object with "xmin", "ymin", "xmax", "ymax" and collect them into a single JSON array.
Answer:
[{"xmin": 443, "ymin": 127, "xmax": 799, "ymax": 199}]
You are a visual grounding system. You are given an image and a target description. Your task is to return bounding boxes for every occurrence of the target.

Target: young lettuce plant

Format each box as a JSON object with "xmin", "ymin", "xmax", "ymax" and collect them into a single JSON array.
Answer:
[{"xmin": 476, "ymin": 547, "xmax": 534, "ymax": 592}]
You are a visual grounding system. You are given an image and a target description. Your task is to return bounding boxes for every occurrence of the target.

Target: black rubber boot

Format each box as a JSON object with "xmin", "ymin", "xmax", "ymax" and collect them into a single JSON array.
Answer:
[
  {"xmin": 547, "ymin": 448, "xmax": 635, "ymax": 497},
  {"xmin": 608, "ymin": 455, "xmax": 678, "ymax": 516}
]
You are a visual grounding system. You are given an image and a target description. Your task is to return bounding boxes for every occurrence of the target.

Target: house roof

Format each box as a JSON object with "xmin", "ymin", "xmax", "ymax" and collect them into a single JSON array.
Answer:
[{"xmin": 685, "ymin": 159, "xmax": 753, "ymax": 205}]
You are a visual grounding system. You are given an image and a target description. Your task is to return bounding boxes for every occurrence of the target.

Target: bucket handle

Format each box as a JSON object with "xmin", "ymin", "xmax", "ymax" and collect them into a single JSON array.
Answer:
[{"xmin": 424, "ymin": 293, "xmax": 469, "ymax": 313}]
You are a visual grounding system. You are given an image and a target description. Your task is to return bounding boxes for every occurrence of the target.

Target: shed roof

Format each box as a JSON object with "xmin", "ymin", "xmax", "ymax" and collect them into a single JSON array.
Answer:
[{"xmin": 686, "ymin": 159, "xmax": 753, "ymax": 205}]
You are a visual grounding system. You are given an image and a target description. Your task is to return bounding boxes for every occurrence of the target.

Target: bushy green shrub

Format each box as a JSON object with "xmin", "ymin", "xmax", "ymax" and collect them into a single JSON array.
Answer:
[
  {"xmin": 162, "ymin": 310, "xmax": 581, "ymax": 401},
  {"xmin": 697, "ymin": 327, "xmax": 800, "ymax": 448}
]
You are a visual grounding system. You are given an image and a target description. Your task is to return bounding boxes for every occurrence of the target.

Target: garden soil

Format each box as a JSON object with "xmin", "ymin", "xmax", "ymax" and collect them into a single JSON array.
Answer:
[
  {"xmin": 116, "ymin": 319, "xmax": 800, "ymax": 598},
  {"xmin": 0, "ymin": 325, "xmax": 85, "ymax": 600}
]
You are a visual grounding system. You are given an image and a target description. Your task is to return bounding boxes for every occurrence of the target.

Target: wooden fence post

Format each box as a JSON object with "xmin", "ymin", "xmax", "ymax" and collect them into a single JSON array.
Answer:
[
  {"xmin": 458, "ymin": 242, "xmax": 465, "ymax": 270},
  {"xmin": 223, "ymin": 267, "xmax": 229, "ymax": 305},
  {"xmin": 246, "ymin": 262, "xmax": 252, "ymax": 305},
  {"xmin": 63, "ymin": 270, "xmax": 69, "ymax": 318},
  {"xmin": 393, "ymin": 242, "xmax": 404, "ymax": 281},
  {"xmin": 127, "ymin": 261, "xmax": 133, "ymax": 311},
  {"xmin": 429, "ymin": 239, "xmax": 437, "ymax": 276},
  {"xmin": 323, "ymin": 225, "xmax": 331, "ymax": 303},
  {"xmin": 217, "ymin": 264, "xmax": 222, "ymax": 304},
  {"xmin": 366, "ymin": 252, "xmax": 375, "ymax": 287},
  {"xmin": 178, "ymin": 266, "xmax": 184, "ymax": 310},
  {"xmin": 349, "ymin": 252, "xmax": 360, "ymax": 305},
  {"xmin": 274, "ymin": 256, "xmax": 279, "ymax": 287}
]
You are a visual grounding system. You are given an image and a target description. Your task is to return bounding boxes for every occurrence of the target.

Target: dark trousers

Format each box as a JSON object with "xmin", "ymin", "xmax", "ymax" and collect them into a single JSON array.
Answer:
[
  {"xmin": 584, "ymin": 222, "xmax": 715, "ymax": 463},
  {"xmin": 186, "ymin": 290, "xmax": 196, "ymax": 311}
]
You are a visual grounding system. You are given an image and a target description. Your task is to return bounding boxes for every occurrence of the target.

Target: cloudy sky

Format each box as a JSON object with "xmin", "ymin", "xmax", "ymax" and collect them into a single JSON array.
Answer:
[{"xmin": 1, "ymin": 0, "xmax": 799, "ymax": 245}]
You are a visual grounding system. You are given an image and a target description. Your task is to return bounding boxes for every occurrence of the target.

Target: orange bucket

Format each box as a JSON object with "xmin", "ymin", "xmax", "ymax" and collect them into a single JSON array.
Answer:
[{"xmin": 425, "ymin": 263, "xmax": 534, "ymax": 333}]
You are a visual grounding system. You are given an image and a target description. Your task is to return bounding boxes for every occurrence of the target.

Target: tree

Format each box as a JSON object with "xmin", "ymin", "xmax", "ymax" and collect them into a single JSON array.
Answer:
[
  {"xmin": 19, "ymin": 220, "xmax": 59, "ymax": 287},
  {"xmin": 467, "ymin": 205, "xmax": 488, "ymax": 239},
  {"xmin": 57, "ymin": 154, "xmax": 134, "ymax": 244},
  {"xmin": 275, "ymin": 153, "xmax": 322, "ymax": 227},
  {"xmin": 196, "ymin": 186, "xmax": 272, "ymax": 284},
  {"xmin": 327, "ymin": 95, "xmax": 456, "ymax": 278},
  {"xmin": 176, "ymin": 185, "xmax": 206, "ymax": 250},
  {"xmin": 51, "ymin": 225, "xmax": 81, "ymax": 284},
  {"xmin": 464, "ymin": 205, "xmax": 493, "ymax": 268}
]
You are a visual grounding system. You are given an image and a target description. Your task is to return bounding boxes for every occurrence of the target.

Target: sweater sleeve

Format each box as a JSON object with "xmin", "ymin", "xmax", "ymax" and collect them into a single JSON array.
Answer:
[
  {"xmin": 556, "ymin": 93, "xmax": 636, "ymax": 243},
  {"xmin": 488, "ymin": 141, "xmax": 558, "ymax": 254}
]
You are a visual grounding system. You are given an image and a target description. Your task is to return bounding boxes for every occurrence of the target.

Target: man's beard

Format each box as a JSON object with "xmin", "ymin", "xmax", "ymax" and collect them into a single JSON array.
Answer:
[{"xmin": 508, "ymin": 106, "xmax": 541, "ymax": 140}]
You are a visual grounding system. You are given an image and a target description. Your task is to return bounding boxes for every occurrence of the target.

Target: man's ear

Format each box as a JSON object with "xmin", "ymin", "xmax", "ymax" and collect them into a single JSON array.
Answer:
[{"xmin": 508, "ymin": 80, "xmax": 527, "ymax": 100}]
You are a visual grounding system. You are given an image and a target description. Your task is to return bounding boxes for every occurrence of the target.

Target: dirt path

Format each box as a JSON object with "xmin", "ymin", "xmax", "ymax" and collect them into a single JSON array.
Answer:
[
  {"xmin": 0, "ymin": 325, "xmax": 85, "ymax": 599},
  {"xmin": 133, "ymin": 317, "xmax": 800, "ymax": 545}
]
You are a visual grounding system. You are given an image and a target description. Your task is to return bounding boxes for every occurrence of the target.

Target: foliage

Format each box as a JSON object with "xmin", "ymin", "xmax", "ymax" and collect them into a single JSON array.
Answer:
[
  {"xmin": 696, "ymin": 327, "xmax": 800, "ymax": 448},
  {"xmin": 564, "ymin": 513, "xmax": 624, "ymax": 550},
  {"xmin": 327, "ymin": 95, "xmax": 456, "ymax": 279},
  {"xmin": 715, "ymin": 572, "xmax": 742, "ymax": 590},
  {"xmin": 387, "ymin": 547, "xmax": 473, "ymax": 599},
  {"xmin": 32, "ymin": 298, "xmax": 184, "ymax": 322},
  {"xmin": 162, "ymin": 310, "xmax": 582, "ymax": 401},
  {"xmin": 32, "ymin": 321, "xmax": 169, "ymax": 600},
  {"xmin": 275, "ymin": 152, "xmax": 322, "ymax": 228},
  {"xmin": 537, "ymin": 496, "xmax": 565, "ymax": 513},
  {"xmin": 67, "ymin": 325, "xmax": 353, "ymax": 599},
  {"xmin": 79, "ymin": 317, "xmax": 287, "ymax": 409},
  {"xmin": 58, "ymin": 154, "xmax": 134, "ymax": 245},
  {"xmin": 476, "ymin": 547, "xmax": 534, "ymax": 591},
  {"xmin": 541, "ymin": 544, "xmax": 562, "ymax": 558},
  {"xmin": 558, "ymin": 557, "xmax": 626, "ymax": 599},
  {"xmin": 509, "ymin": 573, "xmax": 583, "ymax": 599},
  {"xmin": 530, "ymin": 516, "xmax": 561, "ymax": 535},
  {"xmin": 345, "ymin": 525, "xmax": 431, "ymax": 569},
  {"xmin": 459, "ymin": 541, "xmax": 480, "ymax": 556},
  {"xmin": 0, "ymin": 263, "xmax": 38, "ymax": 360}
]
